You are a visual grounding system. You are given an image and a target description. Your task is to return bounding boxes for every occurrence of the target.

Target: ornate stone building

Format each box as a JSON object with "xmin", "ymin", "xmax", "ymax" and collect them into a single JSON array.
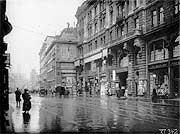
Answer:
[
  {"xmin": 39, "ymin": 27, "xmax": 78, "ymax": 92},
  {"xmin": 74, "ymin": 0, "xmax": 179, "ymax": 97}
]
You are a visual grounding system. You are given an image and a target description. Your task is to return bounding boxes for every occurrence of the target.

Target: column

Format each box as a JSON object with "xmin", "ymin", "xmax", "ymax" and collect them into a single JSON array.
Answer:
[
  {"xmin": 124, "ymin": 42, "xmax": 135, "ymax": 96},
  {"xmin": 168, "ymin": 38, "xmax": 174, "ymax": 98},
  {"xmin": 137, "ymin": 39, "xmax": 147, "ymax": 97}
]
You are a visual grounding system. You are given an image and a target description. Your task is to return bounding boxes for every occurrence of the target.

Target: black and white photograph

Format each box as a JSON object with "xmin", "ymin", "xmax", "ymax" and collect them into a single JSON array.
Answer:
[{"xmin": 0, "ymin": 0, "xmax": 179, "ymax": 133}]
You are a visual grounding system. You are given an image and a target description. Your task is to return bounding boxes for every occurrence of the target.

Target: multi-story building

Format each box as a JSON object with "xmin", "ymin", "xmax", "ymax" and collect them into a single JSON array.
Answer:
[
  {"xmin": 74, "ymin": 0, "xmax": 179, "ymax": 98},
  {"xmin": 30, "ymin": 69, "xmax": 39, "ymax": 91},
  {"xmin": 39, "ymin": 36, "xmax": 55, "ymax": 90},
  {"xmin": 145, "ymin": 0, "xmax": 179, "ymax": 98},
  {"xmin": 39, "ymin": 27, "xmax": 78, "ymax": 92}
]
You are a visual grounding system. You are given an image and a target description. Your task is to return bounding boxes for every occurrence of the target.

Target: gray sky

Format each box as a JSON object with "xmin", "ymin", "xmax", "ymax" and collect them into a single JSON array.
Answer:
[{"xmin": 5, "ymin": 0, "xmax": 84, "ymax": 79}]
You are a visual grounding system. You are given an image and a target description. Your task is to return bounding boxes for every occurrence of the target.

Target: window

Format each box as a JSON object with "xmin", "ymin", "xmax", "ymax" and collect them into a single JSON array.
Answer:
[
  {"xmin": 88, "ymin": 43, "xmax": 92, "ymax": 52},
  {"xmin": 103, "ymin": 36, "xmax": 106, "ymax": 44},
  {"xmin": 95, "ymin": 40, "xmax": 97, "ymax": 49},
  {"xmin": 127, "ymin": 0, "xmax": 129, "ymax": 13},
  {"xmin": 126, "ymin": 22, "xmax": 128, "ymax": 33},
  {"xmin": 78, "ymin": 46, "xmax": 83, "ymax": 55},
  {"xmin": 150, "ymin": 40, "xmax": 168, "ymax": 62},
  {"xmin": 89, "ymin": 25, "xmax": 92, "ymax": 36},
  {"xmin": 103, "ymin": 16, "xmax": 106, "ymax": 28},
  {"xmin": 175, "ymin": 0, "xmax": 180, "ymax": 15},
  {"xmin": 95, "ymin": 22, "xmax": 97, "ymax": 33},
  {"xmin": 121, "ymin": 25, "xmax": 125, "ymax": 36},
  {"xmin": 134, "ymin": 0, "xmax": 137, "ymax": 8},
  {"xmin": 122, "ymin": 2, "xmax": 125, "ymax": 17},
  {"xmin": 152, "ymin": 10, "xmax": 157, "ymax": 27},
  {"xmin": 134, "ymin": 17, "xmax": 139, "ymax": 29},
  {"xmin": 110, "ymin": 31, "xmax": 112, "ymax": 41},
  {"xmin": 159, "ymin": 7, "xmax": 164, "ymax": 24},
  {"xmin": 116, "ymin": 27, "xmax": 119, "ymax": 38},
  {"xmin": 100, "ymin": 18, "xmax": 103, "ymax": 29},
  {"xmin": 117, "ymin": 4, "xmax": 121, "ymax": 16},
  {"xmin": 100, "ymin": 37, "xmax": 103, "ymax": 45},
  {"xmin": 94, "ymin": 5, "xmax": 97, "ymax": 16},
  {"xmin": 173, "ymin": 38, "xmax": 180, "ymax": 57},
  {"xmin": 110, "ymin": 7, "xmax": 113, "ymax": 25},
  {"xmin": 88, "ymin": 10, "xmax": 92, "ymax": 21}
]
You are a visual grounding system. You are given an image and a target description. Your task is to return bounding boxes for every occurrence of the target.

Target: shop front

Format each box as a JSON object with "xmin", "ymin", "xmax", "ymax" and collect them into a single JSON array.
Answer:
[
  {"xmin": 100, "ymin": 74, "xmax": 108, "ymax": 95},
  {"xmin": 170, "ymin": 59, "xmax": 180, "ymax": 97},
  {"xmin": 149, "ymin": 62, "xmax": 169, "ymax": 97}
]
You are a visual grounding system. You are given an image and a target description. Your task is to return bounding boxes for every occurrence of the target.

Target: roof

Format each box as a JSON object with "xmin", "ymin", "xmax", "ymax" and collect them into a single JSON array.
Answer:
[{"xmin": 54, "ymin": 27, "xmax": 78, "ymax": 43}]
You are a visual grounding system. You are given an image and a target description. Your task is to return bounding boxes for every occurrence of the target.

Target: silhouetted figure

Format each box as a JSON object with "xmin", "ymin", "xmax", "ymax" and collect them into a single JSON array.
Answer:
[
  {"xmin": 152, "ymin": 88, "xmax": 158, "ymax": 103},
  {"xmin": 60, "ymin": 86, "xmax": 65, "ymax": 96},
  {"xmin": 23, "ymin": 112, "xmax": 30, "ymax": 124},
  {"xmin": 15, "ymin": 88, "xmax": 21, "ymax": 107},
  {"xmin": 22, "ymin": 89, "xmax": 31, "ymax": 113}
]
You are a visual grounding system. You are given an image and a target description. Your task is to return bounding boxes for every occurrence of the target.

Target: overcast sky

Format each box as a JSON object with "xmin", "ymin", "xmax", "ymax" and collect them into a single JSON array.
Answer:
[{"xmin": 5, "ymin": 0, "xmax": 84, "ymax": 79}]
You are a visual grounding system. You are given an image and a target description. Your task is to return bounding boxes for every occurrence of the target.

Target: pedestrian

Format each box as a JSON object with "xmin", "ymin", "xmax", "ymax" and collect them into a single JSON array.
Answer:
[
  {"xmin": 152, "ymin": 88, "xmax": 158, "ymax": 103},
  {"xmin": 15, "ymin": 88, "xmax": 21, "ymax": 107},
  {"xmin": 22, "ymin": 89, "xmax": 31, "ymax": 113}
]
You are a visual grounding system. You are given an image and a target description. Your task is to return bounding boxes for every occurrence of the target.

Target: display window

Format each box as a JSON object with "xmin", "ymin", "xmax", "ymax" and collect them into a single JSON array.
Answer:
[
  {"xmin": 150, "ymin": 39, "xmax": 168, "ymax": 62},
  {"xmin": 173, "ymin": 66, "xmax": 179, "ymax": 97},
  {"xmin": 173, "ymin": 41, "xmax": 180, "ymax": 57},
  {"xmin": 119, "ymin": 56, "xmax": 128, "ymax": 67},
  {"xmin": 149, "ymin": 68, "xmax": 169, "ymax": 96}
]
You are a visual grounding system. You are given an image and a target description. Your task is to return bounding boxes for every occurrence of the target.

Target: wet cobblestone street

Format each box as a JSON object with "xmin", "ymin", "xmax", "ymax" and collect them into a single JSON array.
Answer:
[{"xmin": 9, "ymin": 94, "xmax": 179, "ymax": 133}]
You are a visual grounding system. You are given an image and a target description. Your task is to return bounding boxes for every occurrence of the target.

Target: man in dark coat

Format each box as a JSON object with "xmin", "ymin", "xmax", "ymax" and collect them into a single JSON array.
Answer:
[
  {"xmin": 22, "ymin": 89, "xmax": 31, "ymax": 113},
  {"xmin": 15, "ymin": 88, "xmax": 21, "ymax": 107}
]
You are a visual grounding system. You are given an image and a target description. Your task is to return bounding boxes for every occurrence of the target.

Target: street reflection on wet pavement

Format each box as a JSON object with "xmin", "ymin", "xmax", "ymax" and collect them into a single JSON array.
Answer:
[{"xmin": 9, "ymin": 94, "xmax": 179, "ymax": 133}]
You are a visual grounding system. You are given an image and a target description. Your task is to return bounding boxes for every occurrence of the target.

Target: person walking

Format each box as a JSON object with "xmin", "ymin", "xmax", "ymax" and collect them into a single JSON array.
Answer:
[
  {"xmin": 22, "ymin": 89, "xmax": 31, "ymax": 113},
  {"xmin": 152, "ymin": 88, "xmax": 158, "ymax": 103},
  {"xmin": 15, "ymin": 88, "xmax": 21, "ymax": 107}
]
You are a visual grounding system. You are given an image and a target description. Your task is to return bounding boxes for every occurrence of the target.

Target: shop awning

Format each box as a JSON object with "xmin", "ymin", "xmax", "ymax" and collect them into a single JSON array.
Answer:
[{"xmin": 84, "ymin": 52, "xmax": 102, "ymax": 63}]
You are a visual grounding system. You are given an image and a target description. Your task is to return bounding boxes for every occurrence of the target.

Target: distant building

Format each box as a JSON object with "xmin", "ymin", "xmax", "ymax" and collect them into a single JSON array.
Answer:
[
  {"xmin": 39, "ymin": 27, "xmax": 78, "ymax": 92},
  {"xmin": 30, "ymin": 69, "xmax": 39, "ymax": 91},
  {"xmin": 74, "ymin": 0, "xmax": 179, "ymax": 97},
  {"xmin": 39, "ymin": 36, "xmax": 55, "ymax": 90}
]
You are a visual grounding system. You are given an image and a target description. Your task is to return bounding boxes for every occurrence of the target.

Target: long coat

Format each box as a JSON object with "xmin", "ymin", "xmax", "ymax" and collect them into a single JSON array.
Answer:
[{"xmin": 22, "ymin": 93, "xmax": 31, "ymax": 111}]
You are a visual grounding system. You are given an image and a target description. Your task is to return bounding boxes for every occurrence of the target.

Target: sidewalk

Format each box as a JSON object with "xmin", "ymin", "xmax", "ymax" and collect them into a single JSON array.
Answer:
[{"xmin": 108, "ymin": 95, "xmax": 180, "ymax": 107}]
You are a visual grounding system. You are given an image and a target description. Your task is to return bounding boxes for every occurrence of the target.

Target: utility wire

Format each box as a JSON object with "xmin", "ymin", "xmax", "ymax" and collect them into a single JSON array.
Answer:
[{"xmin": 12, "ymin": 24, "xmax": 48, "ymax": 36}]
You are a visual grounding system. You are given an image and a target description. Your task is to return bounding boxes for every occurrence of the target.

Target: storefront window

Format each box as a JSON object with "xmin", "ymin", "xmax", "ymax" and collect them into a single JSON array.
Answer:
[
  {"xmin": 150, "ymin": 40, "xmax": 168, "ymax": 62},
  {"xmin": 150, "ymin": 69, "xmax": 169, "ymax": 96},
  {"xmin": 173, "ymin": 41, "xmax": 180, "ymax": 57},
  {"xmin": 119, "ymin": 56, "xmax": 128, "ymax": 67}
]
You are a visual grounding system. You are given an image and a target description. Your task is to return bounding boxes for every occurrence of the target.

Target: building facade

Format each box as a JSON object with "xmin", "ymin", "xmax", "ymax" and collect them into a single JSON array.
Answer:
[
  {"xmin": 74, "ymin": 0, "xmax": 179, "ymax": 97},
  {"xmin": 39, "ymin": 27, "xmax": 78, "ymax": 92},
  {"xmin": 145, "ymin": 0, "xmax": 179, "ymax": 98}
]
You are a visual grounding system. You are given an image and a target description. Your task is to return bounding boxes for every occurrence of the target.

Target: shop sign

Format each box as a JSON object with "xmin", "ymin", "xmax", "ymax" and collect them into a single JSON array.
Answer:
[
  {"xmin": 149, "ymin": 63, "xmax": 168, "ymax": 70},
  {"xmin": 170, "ymin": 60, "xmax": 180, "ymax": 66}
]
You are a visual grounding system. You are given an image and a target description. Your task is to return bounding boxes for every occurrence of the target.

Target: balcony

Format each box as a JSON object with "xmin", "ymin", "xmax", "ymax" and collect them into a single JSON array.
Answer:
[{"xmin": 126, "ymin": 28, "xmax": 142, "ymax": 38}]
